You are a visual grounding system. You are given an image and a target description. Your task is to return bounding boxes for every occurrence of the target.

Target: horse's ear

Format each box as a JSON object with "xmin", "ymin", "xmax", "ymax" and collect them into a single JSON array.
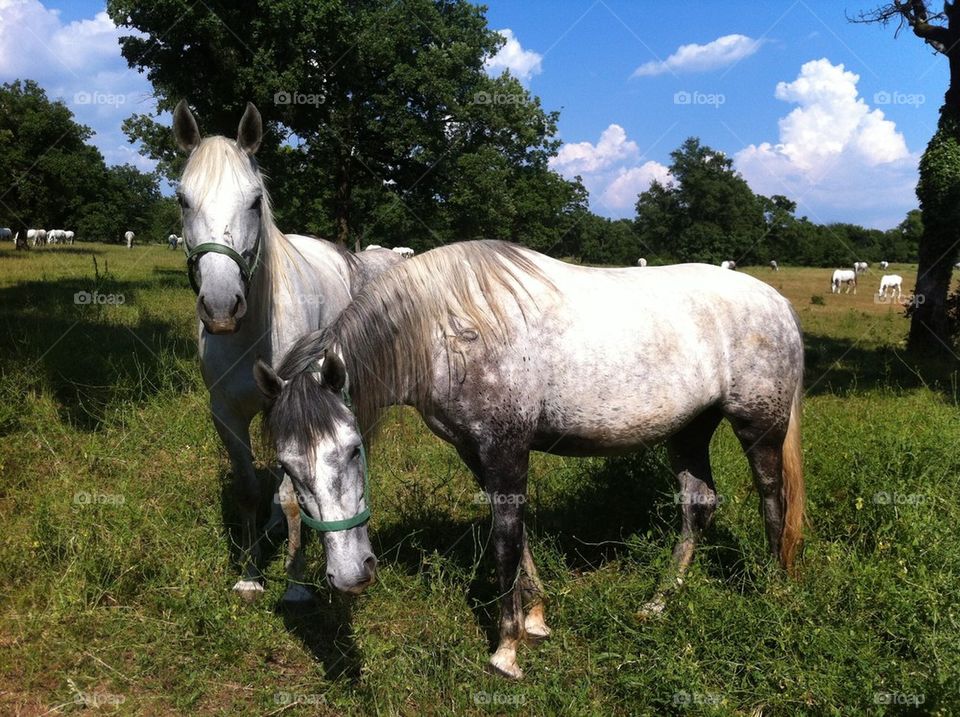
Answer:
[
  {"xmin": 321, "ymin": 351, "xmax": 346, "ymax": 392},
  {"xmin": 237, "ymin": 102, "xmax": 262, "ymax": 155},
  {"xmin": 173, "ymin": 100, "xmax": 201, "ymax": 153},
  {"xmin": 254, "ymin": 358, "xmax": 285, "ymax": 400}
]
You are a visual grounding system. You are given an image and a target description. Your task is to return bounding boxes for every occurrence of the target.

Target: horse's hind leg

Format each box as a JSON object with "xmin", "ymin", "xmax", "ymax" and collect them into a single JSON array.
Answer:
[
  {"xmin": 640, "ymin": 408, "xmax": 722, "ymax": 618},
  {"xmin": 520, "ymin": 530, "xmax": 550, "ymax": 642},
  {"xmin": 729, "ymin": 418, "xmax": 787, "ymax": 562}
]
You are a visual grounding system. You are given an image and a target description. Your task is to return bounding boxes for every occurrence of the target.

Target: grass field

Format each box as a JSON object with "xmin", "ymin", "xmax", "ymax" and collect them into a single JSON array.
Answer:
[{"xmin": 1, "ymin": 243, "xmax": 959, "ymax": 716}]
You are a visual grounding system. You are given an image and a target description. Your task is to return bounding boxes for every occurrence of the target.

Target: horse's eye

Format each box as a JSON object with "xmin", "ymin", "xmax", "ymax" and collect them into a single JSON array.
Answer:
[
  {"xmin": 176, "ymin": 192, "xmax": 189, "ymax": 209},
  {"xmin": 250, "ymin": 195, "xmax": 262, "ymax": 211}
]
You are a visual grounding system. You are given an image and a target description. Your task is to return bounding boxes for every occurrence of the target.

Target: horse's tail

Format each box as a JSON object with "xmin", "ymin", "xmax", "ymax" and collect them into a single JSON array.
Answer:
[{"xmin": 780, "ymin": 379, "xmax": 805, "ymax": 572}]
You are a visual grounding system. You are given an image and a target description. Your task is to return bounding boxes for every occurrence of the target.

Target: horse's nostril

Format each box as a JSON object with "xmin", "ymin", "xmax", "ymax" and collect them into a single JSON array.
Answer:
[
  {"xmin": 363, "ymin": 555, "xmax": 378, "ymax": 576},
  {"xmin": 198, "ymin": 296, "xmax": 211, "ymax": 316}
]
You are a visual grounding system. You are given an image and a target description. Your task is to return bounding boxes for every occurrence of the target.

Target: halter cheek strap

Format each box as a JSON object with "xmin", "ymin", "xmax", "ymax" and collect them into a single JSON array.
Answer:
[
  {"xmin": 295, "ymin": 365, "xmax": 371, "ymax": 533},
  {"xmin": 183, "ymin": 230, "xmax": 263, "ymax": 295}
]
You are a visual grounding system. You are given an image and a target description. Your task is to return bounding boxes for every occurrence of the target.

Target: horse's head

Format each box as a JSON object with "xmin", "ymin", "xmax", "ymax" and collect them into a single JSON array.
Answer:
[
  {"xmin": 254, "ymin": 352, "xmax": 377, "ymax": 595},
  {"xmin": 173, "ymin": 100, "xmax": 266, "ymax": 335}
]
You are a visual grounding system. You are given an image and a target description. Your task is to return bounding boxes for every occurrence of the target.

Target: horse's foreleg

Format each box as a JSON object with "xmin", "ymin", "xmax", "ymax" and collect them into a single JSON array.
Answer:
[
  {"xmin": 485, "ymin": 450, "xmax": 530, "ymax": 680},
  {"xmin": 277, "ymin": 473, "xmax": 312, "ymax": 602},
  {"xmin": 640, "ymin": 411, "xmax": 721, "ymax": 619},
  {"xmin": 211, "ymin": 402, "xmax": 263, "ymax": 601},
  {"xmin": 519, "ymin": 530, "xmax": 550, "ymax": 642}
]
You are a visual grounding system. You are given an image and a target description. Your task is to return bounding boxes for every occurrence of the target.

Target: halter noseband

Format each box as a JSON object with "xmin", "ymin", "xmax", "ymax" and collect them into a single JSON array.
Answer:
[
  {"xmin": 183, "ymin": 231, "xmax": 263, "ymax": 296},
  {"xmin": 295, "ymin": 362, "xmax": 371, "ymax": 533}
]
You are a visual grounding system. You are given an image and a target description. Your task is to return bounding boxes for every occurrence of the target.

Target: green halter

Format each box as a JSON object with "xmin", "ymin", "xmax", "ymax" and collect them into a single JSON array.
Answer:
[
  {"xmin": 183, "ymin": 232, "xmax": 263, "ymax": 295},
  {"xmin": 297, "ymin": 367, "xmax": 371, "ymax": 533}
]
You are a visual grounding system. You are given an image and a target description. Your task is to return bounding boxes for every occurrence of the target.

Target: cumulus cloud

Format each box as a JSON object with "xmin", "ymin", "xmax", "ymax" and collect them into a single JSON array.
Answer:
[
  {"xmin": 632, "ymin": 34, "xmax": 761, "ymax": 78},
  {"xmin": 0, "ymin": 1, "xmax": 155, "ymax": 171},
  {"xmin": 550, "ymin": 124, "xmax": 670, "ymax": 214},
  {"xmin": 550, "ymin": 124, "xmax": 638, "ymax": 175},
  {"xmin": 601, "ymin": 162, "xmax": 672, "ymax": 209},
  {"xmin": 735, "ymin": 58, "xmax": 917, "ymax": 226},
  {"xmin": 484, "ymin": 28, "xmax": 543, "ymax": 83}
]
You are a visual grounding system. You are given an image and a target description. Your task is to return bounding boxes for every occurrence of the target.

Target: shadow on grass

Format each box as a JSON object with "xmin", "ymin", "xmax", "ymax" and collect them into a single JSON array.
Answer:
[
  {"xmin": 0, "ymin": 274, "xmax": 196, "ymax": 432},
  {"xmin": 804, "ymin": 332, "xmax": 957, "ymax": 398}
]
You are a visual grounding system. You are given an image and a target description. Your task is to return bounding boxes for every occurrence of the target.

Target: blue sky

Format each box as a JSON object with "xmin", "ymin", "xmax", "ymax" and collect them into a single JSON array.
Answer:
[{"xmin": 1, "ymin": 0, "xmax": 948, "ymax": 228}]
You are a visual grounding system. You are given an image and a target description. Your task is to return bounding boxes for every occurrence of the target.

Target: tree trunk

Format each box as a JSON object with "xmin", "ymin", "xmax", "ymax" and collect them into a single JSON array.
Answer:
[
  {"xmin": 908, "ymin": 19, "xmax": 960, "ymax": 357},
  {"xmin": 908, "ymin": 221, "xmax": 956, "ymax": 352},
  {"xmin": 334, "ymin": 153, "xmax": 351, "ymax": 247}
]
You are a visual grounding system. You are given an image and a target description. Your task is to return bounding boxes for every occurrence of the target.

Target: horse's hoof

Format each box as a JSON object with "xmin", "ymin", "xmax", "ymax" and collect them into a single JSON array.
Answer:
[
  {"xmin": 232, "ymin": 580, "xmax": 264, "ymax": 602},
  {"xmin": 636, "ymin": 595, "xmax": 667, "ymax": 620},
  {"xmin": 487, "ymin": 650, "xmax": 524, "ymax": 680},
  {"xmin": 524, "ymin": 617, "xmax": 552, "ymax": 644},
  {"xmin": 281, "ymin": 583, "xmax": 314, "ymax": 603}
]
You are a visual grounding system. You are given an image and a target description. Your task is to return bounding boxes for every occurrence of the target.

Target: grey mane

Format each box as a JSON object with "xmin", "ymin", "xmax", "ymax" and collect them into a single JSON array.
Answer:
[{"xmin": 265, "ymin": 240, "xmax": 554, "ymax": 452}]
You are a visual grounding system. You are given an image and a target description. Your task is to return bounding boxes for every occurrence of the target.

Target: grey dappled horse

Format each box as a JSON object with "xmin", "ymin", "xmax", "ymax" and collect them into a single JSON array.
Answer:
[{"xmin": 255, "ymin": 241, "xmax": 806, "ymax": 678}]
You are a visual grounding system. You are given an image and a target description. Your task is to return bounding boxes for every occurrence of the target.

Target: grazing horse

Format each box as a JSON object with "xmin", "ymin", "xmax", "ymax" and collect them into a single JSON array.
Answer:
[
  {"xmin": 637, "ymin": 257, "xmax": 647, "ymax": 267},
  {"xmin": 878, "ymin": 274, "xmax": 903, "ymax": 300},
  {"xmin": 65, "ymin": 230, "xmax": 74, "ymax": 244},
  {"xmin": 879, "ymin": 260, "xmax": 889, "ymax": 270},
  {"xmin": 28, "ymin": 229, "xmax": 46, "ymax": 246},
  {"xmin": 853, "ymin": 261, "xmax": 868, "ymax": 274},
  {"xmin": 172, "ymin": 100, "xmax": 401, "ymax": 601},
  {"xmin": 364, "ymin": 244, "xmax": 383, "ymax": 251},
  {"xmin": 770, "ymin": 260, "xmax": 779, "ymax": 271},
  {"xmin": 392, "ymin": 246, "xmax": 414, "ymax": 259},
  {"xmin": 255, "ymin": 241, "xmax": 806, "ymax": 680},
  {"xmin": 0, "ymin": 227, "xmax": 11, "ymax": 242},
  {"xmin": 125, "ymin": 231, "xmax": 135, "ymax": 248},
  {"xmin": 168, "ymin": 233, "xmax": 179, "ymax": 250},
  {"xmin": 720, "ymin": 259, "xmax": 736, "ymax": 270},
  {"xmin": 832, "ymin": 269, "xmax": 857, "ymax": 294}
]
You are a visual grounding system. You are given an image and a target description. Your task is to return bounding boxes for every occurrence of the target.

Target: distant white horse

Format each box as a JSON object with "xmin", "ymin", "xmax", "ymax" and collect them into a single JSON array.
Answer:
[
  {"xmin": 879, "ymin": 260, "xmax": 889, "ymax": 270},
  {"xmin": 770, "ymin": 260, "xmax": 779, "ymax": 271},
  {"xmin": 0, "ymin": 227, "xmax": 11, "ymax": 242},
  {"xmin": 364, "ymin": 244, "xmax": 383, "ymax": 251},
  {"xmin": 392, "ymin": 246, "xmax": 414, "ymax": 258},
  {"xmin": 168, "ymin": 233, "xmax": 179, "ymax": 250},
  {"xmin": 720, "ymin": 260, "xmax": 736, "ymax": 270},
  {"xmin": 853, "ymin": 261, "xmax": 868, "ymax": 274},
  {"xmin": 125, "ymin": 230, "xmax": 135, "ymax": 248},
  {"xmin": 832, "ymin": 269, "xmax": 857, "ymax": 294},
  {"xmin": 28, "ymin": 229, "xmax": 46, "ymax": 246},
  {"xmin": 878, "ymin": 274, "xmax": 902, "ymax": 300},
  {"xmin": 637, "ymin": 257, "xmax": 647, "ymax": 267},
  {"xmin": 65, "ymin": 230, "xmax": 74, "ymax": 244},
  {"xmin": 48, "ymin": 229, "xmax": 67, "ymax": 244}
]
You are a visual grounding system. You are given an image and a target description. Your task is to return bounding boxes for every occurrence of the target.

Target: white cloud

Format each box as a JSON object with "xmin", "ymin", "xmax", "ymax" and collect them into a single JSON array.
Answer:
[
  {"xmin": 735, "ymin": 58, "xmax": 917, "ymax": 226},
  {"xmin": 550, "ymin": 124, "xmax": 638, "ymax": 175},
  {"xmin": 550, "ymin": 124, "xmax": 670, "ymax": 214},
  {"xmin": 484, "ymin": 28, "xmax": 543, "ymax": 83},
  {"xmin": 0, "ymin": 1, "xmax": 155, "ymax": 171},
  {"xmin": 632, "ymin": 34, "xmax": 761, "ymax": 78},
  {"xmin": 601, "ymin": 162, "xmax": 672, "ymax": 210}
]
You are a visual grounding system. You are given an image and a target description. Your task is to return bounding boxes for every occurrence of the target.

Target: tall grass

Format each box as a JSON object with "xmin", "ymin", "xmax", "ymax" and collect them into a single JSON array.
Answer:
[{"xmin": 1, "ymin": 246, "xmax": 958, "ymax": 715}]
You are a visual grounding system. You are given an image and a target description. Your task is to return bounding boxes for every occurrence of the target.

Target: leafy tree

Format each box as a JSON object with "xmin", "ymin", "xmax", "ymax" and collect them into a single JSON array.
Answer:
[
  {"xmin": 106, "ymin": 0, "xmax": 579, "ymax": 251},
  {"xmin": 634, "ymin": 137, "xmax": 765, "ymax": 263}
]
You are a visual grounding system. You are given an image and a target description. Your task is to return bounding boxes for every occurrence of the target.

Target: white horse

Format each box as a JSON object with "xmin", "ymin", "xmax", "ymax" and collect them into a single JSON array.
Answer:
[
  {"xmin": 853, "ymin": 261, "xmax": 868, "ymax": 274},
  {"xmin": 65, "ymin": 230, "xmax": 74, "ymax": 244},
  {"xmin": 0, "ymin": 227, "xmax": 11, "ymax": 242},
  {"xmin": 879, "ymin": 260, "xmax": 889, "ymax": 270},
  {"xmin": 168, "ymin": 233, "xmax": 179, "ymax": 250},
  {"xmin": 125, "ymin": 230, "xmax": 135, "ymax": 248},
  {"xmin": 28, "ymin": 229, "xmax": 46, "ymax": 246},
  {"xmin": 720, "ymin": 260, "xmax": 736, "ymax": 270},
  {"xmin": 832, "ymin": 269, "xmax": 857, "ymax": 294},
  {"xmin": 637, "ymin": 257, "xmax": 647, "ymax": 267},
  {"xmin": 392, "ymin": 246, "xmax": 414, "ymax": 258},
  {"xmin": 770, "ymin": 260, "xmax": 779, "ymax": 271},
  {"xmin": 256, "ymin": 241, "xmax": 806, "ymax": 680},
  {"xmin": 364, "ymin": 244, "xmax": 383, "ymax": 251},
  {"xmin": 878, "ymin": 274, "xmax": 902, "ymax": 300},
  {"xmin": 173, "ymin": 100, "xmax": 401, "ymax": 601}
]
